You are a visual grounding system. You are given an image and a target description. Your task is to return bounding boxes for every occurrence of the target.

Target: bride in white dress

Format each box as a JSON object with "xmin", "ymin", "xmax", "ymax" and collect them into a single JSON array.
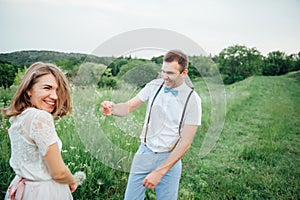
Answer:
[{"xmin": 2, "ymin": 62, "xmax": 78, "ymax": 200}]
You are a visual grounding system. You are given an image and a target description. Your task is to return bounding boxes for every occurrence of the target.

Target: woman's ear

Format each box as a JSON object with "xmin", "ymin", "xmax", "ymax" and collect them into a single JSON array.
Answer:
[{"xmin": 27, "ymin": 90, "xmax": 32, "ymax": 97}]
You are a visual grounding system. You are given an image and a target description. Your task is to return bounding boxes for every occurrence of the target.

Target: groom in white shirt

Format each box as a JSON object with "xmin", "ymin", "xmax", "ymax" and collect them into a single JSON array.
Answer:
[{"xmin": 101, "ymin": 50, "xmax": 201, "ymax": 200}]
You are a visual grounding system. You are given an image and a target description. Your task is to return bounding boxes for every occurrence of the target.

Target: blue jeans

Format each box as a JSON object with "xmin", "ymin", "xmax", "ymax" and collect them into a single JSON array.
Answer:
[{"xmin": 124, "ymin": 144, "xmax": 182, "ymax": 200}]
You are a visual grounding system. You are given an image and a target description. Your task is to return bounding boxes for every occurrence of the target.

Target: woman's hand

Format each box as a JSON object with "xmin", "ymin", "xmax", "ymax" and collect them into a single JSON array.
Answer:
[{"xmin": 69, "ymin": 180, "xmax": 78, "ymax": 193}]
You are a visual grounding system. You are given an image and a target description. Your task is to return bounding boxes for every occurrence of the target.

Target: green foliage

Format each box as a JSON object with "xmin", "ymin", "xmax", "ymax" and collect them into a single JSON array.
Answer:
[
  {"xmin": 117, "ymin": 60, "xmax": 160, "ymax": 87},
  {"xmin": 98, "ymin": 68, "xmax": 118, "ymax": 89},
  {"xmin": 0, "ymin": 50, "xmax": 87, "ymax": 67},
  {"xmin": 189, "ymin": 55, "xmax": 219, "ymax": 77},
  {"xmin": 107, "ymin": 57, "xmax": 129, "ymax": 76},
  {"xmin": 0, "ymin": 62, "xmax": 17, "ymax": 88},
  {"xmin": 13, "ymin": 66, "xmax": 28, "ymax": 86},
  {"xmin": 1, "ymin": 49, "xmax": 299, "ymax": 89},
  {"xmin": 216, "ymin": 45, "xmax": 263, "ymax": 84},
  {"xmin": 263, "ymin": 51, "xmax": 296, "ymax": 76},
  {"xmin": 0, "ymin": 86, "xmax": 18, "ymax": 107},
  {"xmin": 294, "ymin": 60, "xmax": 300, "ymax": 71},
  {"xmin": 74, "ymin": 62, "xmax": 107, "ymax": 86},
  {"xmin": 150, "ymin": 55, "xmax": 163, "ymax": 65},
  {"xmin": 295, "ymin": 52, "xmax": 300, "ymax": 71},
  {"xmin": 262, "ymin": 62, "xmax": 280, "ymax": 76},
  {"xmin": 55, "ymin": 57, "xmax": 83, "ymax": 79}
]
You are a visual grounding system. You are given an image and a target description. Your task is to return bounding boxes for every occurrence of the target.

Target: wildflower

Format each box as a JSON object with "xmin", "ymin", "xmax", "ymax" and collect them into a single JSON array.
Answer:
[
  {"xmin": 74, "ymin": 171, "xmax": 86, "ymax": 185},
  {"xmin": 67, "ymin": 162, "xmax": 75, "ymax": 167},
  {"xmin": 97, "ymin": 179, "xmax": 104, "ymax": 185}
]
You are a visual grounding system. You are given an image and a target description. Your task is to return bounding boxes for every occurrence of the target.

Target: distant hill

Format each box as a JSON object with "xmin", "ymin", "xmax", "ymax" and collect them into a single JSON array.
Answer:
[{"xmin": 0, "ymin": 50, "xmax": 114, "ymax": 67}]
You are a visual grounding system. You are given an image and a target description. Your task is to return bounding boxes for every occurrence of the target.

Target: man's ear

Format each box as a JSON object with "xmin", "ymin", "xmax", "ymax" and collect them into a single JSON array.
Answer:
[{"xmin": 182, "ymin": 69, "xmax": 188, "ymax": 76}]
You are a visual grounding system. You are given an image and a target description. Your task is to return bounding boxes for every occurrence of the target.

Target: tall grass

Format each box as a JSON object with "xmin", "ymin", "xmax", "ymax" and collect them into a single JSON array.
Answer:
[{"xmin": 0, "ymin": 73, "xmax": 299, "ymax": 199}]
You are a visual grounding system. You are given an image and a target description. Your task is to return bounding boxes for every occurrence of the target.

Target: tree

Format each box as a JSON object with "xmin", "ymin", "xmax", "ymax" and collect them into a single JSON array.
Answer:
[
  {"xmin": 216, "ymin": 45, "xmax": 263, "ymax": 84},
  {"xmin": 0, "ymin": 61, "xmax": 17, "ymax": 88},
  {"xmin": 295, "ymin": 52, "xmax": 300, "ymax": 71},
  {"xmin": 14, "ymin": 66, "xmax": 28, "ymax": 86},
  {"xmin": 75, "ymin": 62, "xmax": 107, "ymax": 86},
  {"xmin": 151, "ymin": 55, "xmax": 163, "ymax": 65},
  {"xmin": 56, "ymin": 57, "xmax": 83, "ymax": 79},
  {"xmin": 262, "ymin": 63, "xmax": 280, "ymax": 76},
  {"xmin": 189, "ymin": 56, "xmax": 218, "ymax": 77},
  {"xmin": 118, "ymin": 60, "xmax": 160, "ymax": 87},
  {"xmin": 107, "ymin": 57, "xmax": 129, "ymax": 76},
  {"xmin": 98, "ymin": 68, "xmax": 118, "ymax": 89},
  {"xmin": 262, "ymin": 51, "xmax": 294, "ymax": 76}
]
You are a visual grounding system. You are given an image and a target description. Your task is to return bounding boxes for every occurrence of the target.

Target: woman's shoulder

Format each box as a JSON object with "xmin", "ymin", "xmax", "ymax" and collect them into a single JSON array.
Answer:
[
  {"xmin": 22, "ymin": 107, "xmax": 53, "ymax": 121},
  {"xmin": 23, "ymin": 107, "xmax": 50, "ymax": 115}
]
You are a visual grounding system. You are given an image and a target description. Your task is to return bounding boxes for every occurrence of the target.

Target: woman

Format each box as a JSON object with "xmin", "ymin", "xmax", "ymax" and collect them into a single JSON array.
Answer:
[{"xmin": 2, "ymin": 62, "xmax": 78, "ymax": 199}]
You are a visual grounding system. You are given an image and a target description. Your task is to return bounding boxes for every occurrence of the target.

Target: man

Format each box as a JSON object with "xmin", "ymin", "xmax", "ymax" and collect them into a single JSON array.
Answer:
[{"xmin": 101, "ymin": 50, "xmax": 201, "ymax": 200}]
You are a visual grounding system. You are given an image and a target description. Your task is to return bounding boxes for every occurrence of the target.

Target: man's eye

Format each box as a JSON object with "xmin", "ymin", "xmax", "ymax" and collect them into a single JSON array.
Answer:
[{"xmin": 161, "ymin": 71, "xmax": 175, "ymax": 75}]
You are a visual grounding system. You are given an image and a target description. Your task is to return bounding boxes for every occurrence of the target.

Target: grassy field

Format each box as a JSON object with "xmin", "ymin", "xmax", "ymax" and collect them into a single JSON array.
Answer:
[{"xmin": 0, "ymin": 72, "xmax": 299, "ymax": 199}]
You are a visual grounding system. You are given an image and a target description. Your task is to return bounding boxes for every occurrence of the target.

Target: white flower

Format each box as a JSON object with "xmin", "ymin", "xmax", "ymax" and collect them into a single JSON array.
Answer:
[
  {"xmin": 97, "ymin": 179, "xmax": 104, "ymax": 185},
  {"xmin": 74, "ymin": 171, "xmax": 86, "ymax": 185}
]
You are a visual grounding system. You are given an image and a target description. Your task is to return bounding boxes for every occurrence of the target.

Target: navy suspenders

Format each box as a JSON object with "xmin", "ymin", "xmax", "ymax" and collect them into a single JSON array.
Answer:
[{"xmin": 144, "ymin": 81, "xmax": 194, "ymax": 151}]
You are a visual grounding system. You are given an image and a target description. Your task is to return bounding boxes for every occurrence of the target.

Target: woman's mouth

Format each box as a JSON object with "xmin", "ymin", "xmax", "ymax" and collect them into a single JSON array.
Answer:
[{"xmin": 44, "ymin": 100, "xmax": 56, "ymax": 106}]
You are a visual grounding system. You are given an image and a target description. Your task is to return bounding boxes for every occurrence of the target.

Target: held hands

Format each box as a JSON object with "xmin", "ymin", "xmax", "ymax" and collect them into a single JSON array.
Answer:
[
  {"xmin": 101, "ymin": 101, "xmax": 114, "ymax": 116},
  {"xmin": 142, "ymin": 170, "xmax": 164, "ymax": 189}
]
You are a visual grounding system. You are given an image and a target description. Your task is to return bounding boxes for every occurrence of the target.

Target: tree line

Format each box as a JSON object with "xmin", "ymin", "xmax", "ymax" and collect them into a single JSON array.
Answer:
[{"xmin": 0, "ymin": 45, "xmax": 299, "ymax": 89}]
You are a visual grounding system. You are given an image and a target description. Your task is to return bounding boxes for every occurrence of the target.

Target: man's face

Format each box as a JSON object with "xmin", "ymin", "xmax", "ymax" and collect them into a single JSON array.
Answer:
[{"xmin": 161, "ymin": 61, "xmax": 187, "ymax": 88}]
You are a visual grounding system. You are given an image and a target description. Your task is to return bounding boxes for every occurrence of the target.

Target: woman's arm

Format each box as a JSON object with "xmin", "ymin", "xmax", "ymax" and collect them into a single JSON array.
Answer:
[{"xmin": 44, "ymin": 143, "xmax": 78, "ymax": 192}]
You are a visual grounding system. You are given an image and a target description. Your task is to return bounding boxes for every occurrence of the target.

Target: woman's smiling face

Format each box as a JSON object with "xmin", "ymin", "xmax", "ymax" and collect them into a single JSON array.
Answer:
[{"xmin": 27, "ymin": 73, "xmax": 58, "ymax": 113}]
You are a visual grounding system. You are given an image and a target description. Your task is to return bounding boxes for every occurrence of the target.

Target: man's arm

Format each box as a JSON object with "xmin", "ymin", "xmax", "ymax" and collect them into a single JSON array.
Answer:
[
  {"xmin": 101, "ymin": 96, "xmax": 144, "ymax": 116},
  {"xmin": 142, "ymin": 124, "xmax": 198, "ymax": 189}
]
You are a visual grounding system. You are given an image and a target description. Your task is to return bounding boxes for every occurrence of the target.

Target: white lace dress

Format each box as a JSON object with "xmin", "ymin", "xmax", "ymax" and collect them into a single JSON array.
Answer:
[{"xmin": 4, "ymin": 107, "xmax": 73, "ymax": 200}]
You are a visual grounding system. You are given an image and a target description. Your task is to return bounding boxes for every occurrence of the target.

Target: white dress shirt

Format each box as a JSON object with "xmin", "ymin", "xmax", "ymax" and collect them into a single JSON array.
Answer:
[{"xmin": 137, "ymin": 79, "xmax": 201, "ymax": 152}]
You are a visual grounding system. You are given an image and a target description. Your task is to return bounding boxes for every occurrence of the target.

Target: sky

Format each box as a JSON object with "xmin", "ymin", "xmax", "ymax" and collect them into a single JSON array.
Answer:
[{"xmin": 0, "ymin": 0, "xmax": 299, "ymax": 57}]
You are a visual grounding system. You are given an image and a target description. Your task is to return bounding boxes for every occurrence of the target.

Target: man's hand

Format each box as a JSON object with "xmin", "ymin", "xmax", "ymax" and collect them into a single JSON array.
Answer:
[
  {"xmin": 142, "ymin": 171, "xmax": 164, "ymax": 189},
  {"xmin": 100, "ymin": 101, "xmax": 114, "ymax": 116}
]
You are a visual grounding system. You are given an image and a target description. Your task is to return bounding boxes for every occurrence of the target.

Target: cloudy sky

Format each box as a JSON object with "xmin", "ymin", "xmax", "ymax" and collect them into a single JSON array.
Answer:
[{"xmin": 0, "ymin": 0, "xmax": 299, "ymax": 57}]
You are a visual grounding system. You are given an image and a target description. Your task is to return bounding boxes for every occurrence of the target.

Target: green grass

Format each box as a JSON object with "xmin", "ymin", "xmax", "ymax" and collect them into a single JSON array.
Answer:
[{"xmin": 0, "ymin": 73, "xmax": 299, "ymax": 199}]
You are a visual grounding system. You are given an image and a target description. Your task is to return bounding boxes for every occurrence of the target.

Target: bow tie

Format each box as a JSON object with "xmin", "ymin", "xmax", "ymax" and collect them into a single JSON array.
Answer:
[{"xmin": 164, "ymin": 87, "xmax": 178, "ymax": 96}]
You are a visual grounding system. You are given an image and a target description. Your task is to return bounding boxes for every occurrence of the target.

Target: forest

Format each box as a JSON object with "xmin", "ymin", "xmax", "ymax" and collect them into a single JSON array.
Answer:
[{"xmin": 1, "ymin": 44, "xmax": 300, "ymax": 90}]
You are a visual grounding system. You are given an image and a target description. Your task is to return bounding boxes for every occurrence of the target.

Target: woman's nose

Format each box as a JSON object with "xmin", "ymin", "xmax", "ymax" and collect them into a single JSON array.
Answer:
[{"xmin": 50, "ymin": 90, "xmax": 58, "ymax": 99}]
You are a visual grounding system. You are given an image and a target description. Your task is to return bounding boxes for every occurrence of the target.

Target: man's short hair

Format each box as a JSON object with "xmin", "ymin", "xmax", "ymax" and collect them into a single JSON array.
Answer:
[{"xmin": 163, "ymin": 50, "xmax": 189, "ymax": 71}]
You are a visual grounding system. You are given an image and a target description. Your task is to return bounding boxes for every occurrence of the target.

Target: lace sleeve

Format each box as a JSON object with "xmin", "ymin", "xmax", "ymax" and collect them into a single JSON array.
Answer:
[{"xmin": 29, "ymin": 110, "xmax": 59, "ymax": 156}]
